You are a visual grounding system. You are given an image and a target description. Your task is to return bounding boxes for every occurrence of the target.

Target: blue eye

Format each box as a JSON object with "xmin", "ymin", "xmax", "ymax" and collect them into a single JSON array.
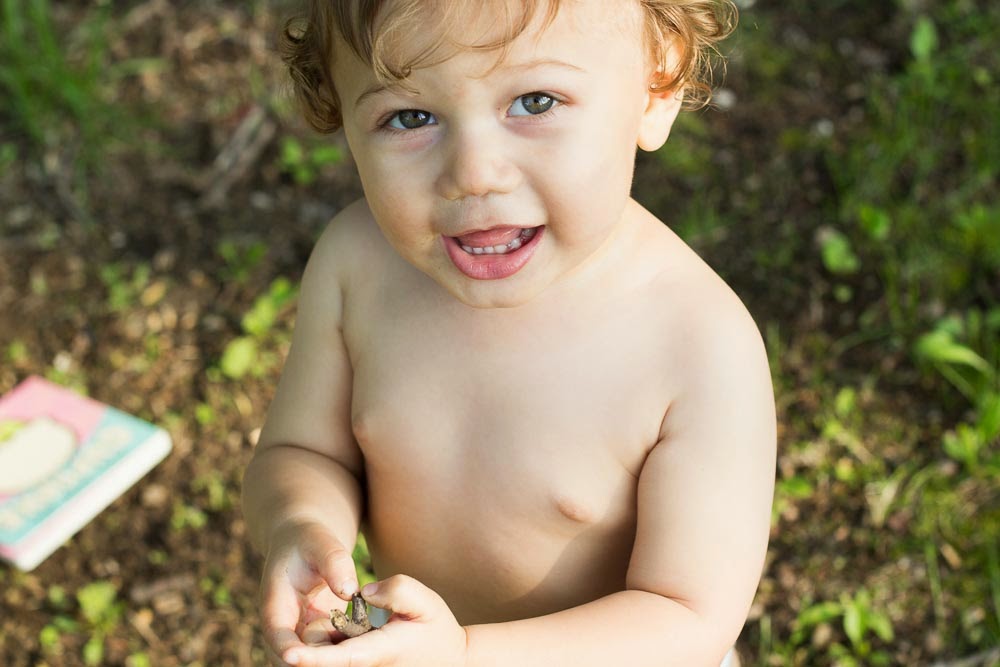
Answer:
[
  {"xmin": 509, "ymin": 93, "xmax": 556, "ymax": 116},
  {"xmin": 386, "ymin": 110, "xmax": 436, "ymax": 130}
]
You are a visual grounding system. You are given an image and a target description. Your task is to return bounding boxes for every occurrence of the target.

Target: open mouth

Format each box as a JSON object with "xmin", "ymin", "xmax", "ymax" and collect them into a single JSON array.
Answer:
[
  {"xmin": 457, "ymin": 227, "xmax": 538, "ymax": 256},
  {"xmin": 443, "ymin": 225, "xmax": 544, "ymax": 280}
]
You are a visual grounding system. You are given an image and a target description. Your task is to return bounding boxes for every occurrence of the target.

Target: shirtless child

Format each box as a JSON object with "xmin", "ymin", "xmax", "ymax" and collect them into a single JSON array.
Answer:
[{"xmin": 242, "ymin": 1, "xmax": 776, "ymax": 665}]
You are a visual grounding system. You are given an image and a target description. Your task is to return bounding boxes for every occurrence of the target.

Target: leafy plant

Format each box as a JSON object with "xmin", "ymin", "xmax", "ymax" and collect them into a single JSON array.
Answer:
[
  {"xmin": 818, "ymin": 228, "xmax": 861, "ymax": 277},
  {"xmin": 791, "ymin": 589, "xmax": 894, "ymax": 664},
  {"xmin": 219, "ymin": 277, "xmax": 299, "ymax": 380},
  {"xmin": 914, "ymin": 310, "xmax": 1000, "ymax": 474},
  {"xmin": 75, "ymin": 581, "xmax": 124, "ymax": 666},
  {"xmin": 280, "ymin": 136, "xmax": 344, "ymax": 185},
  {"xmin": 827, "ymin": 7, "xmax": 1000, "ymax": 334},
  {"xmin": 99, "ymin": 262, "xmax": 152, "ymax": 312},
  {"xmin": 170, "ymin": 501, "xmax": 208, "ymax": 532},
  {"xmin": 217, "ymin": 238, "xmax": 268, "ymax": 284},
  {"xmin": 772, "ymin": 474, "xmax": 813, "ymax": 525}
]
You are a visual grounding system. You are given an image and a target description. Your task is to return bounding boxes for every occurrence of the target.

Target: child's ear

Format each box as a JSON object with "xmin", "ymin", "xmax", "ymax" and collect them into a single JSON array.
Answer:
[{"xmin": 637, "ymin": 81, "xmax": 683, "ymax": 152}]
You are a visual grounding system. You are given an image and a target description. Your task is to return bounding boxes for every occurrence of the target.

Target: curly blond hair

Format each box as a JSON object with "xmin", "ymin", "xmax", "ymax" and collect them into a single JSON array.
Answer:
[{"xmin": 281, "ymin": 0, "xmax": 737, "ymax": 133}]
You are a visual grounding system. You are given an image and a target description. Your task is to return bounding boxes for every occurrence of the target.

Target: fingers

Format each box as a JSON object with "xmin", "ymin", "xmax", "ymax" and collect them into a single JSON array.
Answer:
[
  {"xmin": 259, "ymin": 524, "xmax": 357, "ymax": 660},
  {"xmin": 361, "ymin": 574, "xmax": 444, "ymax": 621},
  {"xmin": 298, "ymin": 525, "xmax": 360, "ymax": 600},
  {"xmin": 301, "ymin": 617, "xmax": 338, "ymax": 645},
  {"xmin": 263, "ymin": 626, "xmax": 308, "ymax": 665},
  {"xmin": 284, "ymin": 631, "xmax": 384, "ymax": 667},
  {"xmin": 260, "ymin": 565, "xmax": 309, "ymax": 655}
]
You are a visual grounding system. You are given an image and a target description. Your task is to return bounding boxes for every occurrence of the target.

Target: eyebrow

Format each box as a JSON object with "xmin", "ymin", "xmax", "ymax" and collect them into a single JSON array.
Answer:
[{"xmin": 352, "ymin": 58, "xmax": 585, "ymax": 109}]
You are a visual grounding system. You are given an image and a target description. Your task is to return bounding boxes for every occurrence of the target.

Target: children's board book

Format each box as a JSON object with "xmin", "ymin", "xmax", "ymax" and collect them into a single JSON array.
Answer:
[{"xmin": 0, "ymin": 376, "xmax": 172, "ymax": 571}]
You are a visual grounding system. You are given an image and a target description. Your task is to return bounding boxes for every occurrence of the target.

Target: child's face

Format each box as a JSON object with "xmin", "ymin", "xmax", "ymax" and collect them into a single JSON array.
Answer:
[{"xmin": 333, "ymin": 0, "xmax": 679, "ymax": 308}]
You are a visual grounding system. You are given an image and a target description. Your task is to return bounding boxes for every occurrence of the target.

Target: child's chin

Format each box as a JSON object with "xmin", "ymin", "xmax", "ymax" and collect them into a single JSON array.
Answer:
[{"xmin": 445, "ymin": 279, "xmax": 545, "ymax": 310}]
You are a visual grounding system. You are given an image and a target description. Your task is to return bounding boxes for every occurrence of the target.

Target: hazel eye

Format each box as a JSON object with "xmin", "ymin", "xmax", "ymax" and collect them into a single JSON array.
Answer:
[
  {"xmin": 509, "ymin": 93, "xmax": 556, "ymax": 116},
  {"xmin": 387, "ymin": 110, "xmax": 435, "ymax": 130}
]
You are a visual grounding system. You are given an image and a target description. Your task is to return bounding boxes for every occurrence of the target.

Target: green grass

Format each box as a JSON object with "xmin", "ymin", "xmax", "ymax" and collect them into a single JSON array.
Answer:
[
  {"xmin": 218, "ymin": 277, "xmax": 299, "ymax": 380},
  {"xmin": 826, "ymin": 4, "xmax": 1000, "ymax": 337},
  {"xmin": 0, "ymin": 0, "xmax": 159, "ymax": 177},
  {"xmin": 0, "ymin": 0, "xmax": 108, "ymax": 152}
]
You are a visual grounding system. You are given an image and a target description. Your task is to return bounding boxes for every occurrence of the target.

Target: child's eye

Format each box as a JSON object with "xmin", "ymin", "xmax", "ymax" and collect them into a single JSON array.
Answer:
[
  {"xmin": 509, "ymin": 93, "xmax": 557, "ymax": 116},
  {"xmin": 385, "ymin": 110, "xmax": 436, "ymax": 130}
]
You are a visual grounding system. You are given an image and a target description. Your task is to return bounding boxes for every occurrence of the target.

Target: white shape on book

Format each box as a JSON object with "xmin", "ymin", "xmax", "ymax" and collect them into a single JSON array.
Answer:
[{"xmin": 0, "ymin": 418, "xmax": 76, "ymax": 496}]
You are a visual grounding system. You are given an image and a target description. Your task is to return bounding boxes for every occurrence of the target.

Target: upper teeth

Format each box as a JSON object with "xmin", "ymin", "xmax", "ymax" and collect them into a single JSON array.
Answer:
[{"xmin": 460, "ymin": 227, "xmax": 537, "ymax": 255}]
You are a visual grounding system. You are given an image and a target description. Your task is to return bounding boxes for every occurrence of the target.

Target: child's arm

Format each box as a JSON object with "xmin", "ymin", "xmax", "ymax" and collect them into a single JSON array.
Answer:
[
  {"xmin": 464, "ymin": 296, "xmax": 777, "ymax": 663},
  {"xmin": 282, "ymin": 294, "xmax": 777, "ymax": 667},
  {"xmin": 241, "ymin": 210, "xmax": 367, "ymax": 659}
]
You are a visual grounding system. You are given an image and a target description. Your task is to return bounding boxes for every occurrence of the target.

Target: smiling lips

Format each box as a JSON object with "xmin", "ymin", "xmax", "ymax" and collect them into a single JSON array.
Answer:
[{"xmin": 444, "ymin": 226, "xmax": 543, "ymax": 280}]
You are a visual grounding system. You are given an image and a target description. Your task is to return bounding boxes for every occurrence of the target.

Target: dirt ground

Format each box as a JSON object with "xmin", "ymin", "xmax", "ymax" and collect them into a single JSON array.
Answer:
[{"xmin": 0, "ymin": 1, "xmax": 996, "ymax": 666}]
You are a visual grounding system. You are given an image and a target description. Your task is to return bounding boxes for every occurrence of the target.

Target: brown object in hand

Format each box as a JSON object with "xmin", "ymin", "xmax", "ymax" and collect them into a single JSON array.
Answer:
[{"xmin": 330, "ymin": 593, "xmax": 374, "ymax": 637}]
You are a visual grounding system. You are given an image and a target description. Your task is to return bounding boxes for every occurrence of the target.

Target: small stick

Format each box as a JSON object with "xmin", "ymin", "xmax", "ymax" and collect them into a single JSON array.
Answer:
[{"xmin": 330, "ymin": 593, "xmax": 373, "ymax": 638}]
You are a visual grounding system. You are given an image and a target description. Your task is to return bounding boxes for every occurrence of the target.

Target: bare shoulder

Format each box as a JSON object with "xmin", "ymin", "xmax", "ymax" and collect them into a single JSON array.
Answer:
[
  {"xmin": 307, "ymin": 198, "xmax": 385, "ymax": 291},
  {"xmin": 633, "ymin": 216, "xmax": 775, "ymax": 445},
  {"xmin": 254, "ymin": 199, "xmax": 385, "ymax": 458},
  {"xmin": 639, "ymin": 220, "xmax": 770, "ymax": 393}
]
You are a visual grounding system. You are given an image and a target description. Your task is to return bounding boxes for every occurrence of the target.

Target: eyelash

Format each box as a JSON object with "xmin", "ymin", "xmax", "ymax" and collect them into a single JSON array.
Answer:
[{"xmin": 377, "ymin": 92, "xmax": 564, "ymax": 134}]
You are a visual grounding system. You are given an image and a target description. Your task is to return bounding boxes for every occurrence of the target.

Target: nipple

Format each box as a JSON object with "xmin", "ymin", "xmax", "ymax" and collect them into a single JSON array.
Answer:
[{"xmin": 554, "ymin": 494, "xmax": 598, "ymax": 524}]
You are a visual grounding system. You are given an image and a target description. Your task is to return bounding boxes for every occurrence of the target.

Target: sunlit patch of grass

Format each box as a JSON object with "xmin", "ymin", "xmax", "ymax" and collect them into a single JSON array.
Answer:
[{"xmin": 217, "ymin": 277, "xmax": 299, "ymax": 381}]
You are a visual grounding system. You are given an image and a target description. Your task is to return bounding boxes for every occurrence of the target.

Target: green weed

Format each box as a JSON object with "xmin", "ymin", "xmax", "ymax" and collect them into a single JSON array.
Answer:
[
  {"xmin": 127, "ymin": 653, "xmax": 152, "ymax": 667},
  {"xmin": 170, "ymin": 501, "xmax": 208, "ymax": 532},
  {"xmin": 99, "ymin": 262, "xmax": 152, "ymax": 312},
  {"xmin": 37, "ymin": 614, "xmax": 77, "ymax": 659},
  {"xmin": 192, "ymin": 472, "xmax": 232, "ymax": 512},
  {"xmin": 1, "ymin": 0, "xmax": 105, "ymax": 147},
  {"xmin": 771, "ymin": 474, "xmax": 813, "ymax": 526},
  {"xmin": 827, "ymin": 6, "xmax": 1000, "ymax": 333},
  {"xmin": 5, "ymin": 339, "xmax": 28, "ymax": 364},
  {"xmin": 790, "ymin": 589, "xmax": 894, "ymax": 665},
  {"xmin": 0, "ymin": 0, "xmax": 146, "ymax": 172},
  {"xmin": 194, "ymin": 402, "xmax": 216, "ymax": 426},
  {"xmin": 279, "ymin": 136, "xmax": 345, "ymax": 186},
  {"xmin": 75, "ymin": 580, "xmax": 124, "ymax": 666},
  {"xmin": 217, "ymin": 238, "xmax": 268, "ymax": 285},
  {"xmin": 915, "ymin": 309, "xmax": 1000, "ymax": 474},
  {"xmin": 219, "ymin": 277, "xmax": 299, "ymax": 380},
  {"xmin": 200, "ymin": 575, "xmax": 232, "ymax": 607}
]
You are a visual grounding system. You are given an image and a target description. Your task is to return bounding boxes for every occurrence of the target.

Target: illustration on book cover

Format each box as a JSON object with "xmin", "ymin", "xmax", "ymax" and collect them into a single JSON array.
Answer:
[{"xmin": 0, "ymin": 377, "xmax": 172, "ymax": 570}]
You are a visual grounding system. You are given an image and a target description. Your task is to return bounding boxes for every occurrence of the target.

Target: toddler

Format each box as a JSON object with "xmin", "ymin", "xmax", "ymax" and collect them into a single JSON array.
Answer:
[{"xmin": 242, "ymin": 1, "xmax": 776, "ymax": 665}]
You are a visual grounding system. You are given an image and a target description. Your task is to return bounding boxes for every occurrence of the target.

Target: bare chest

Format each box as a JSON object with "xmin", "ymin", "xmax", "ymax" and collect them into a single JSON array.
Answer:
[
  {"xmin": 349, "ymin": 292, "xmax": 669, "ymax": 511},
  {"xmin": 343, "ymin": 290, "xmax": 674, "ymax": 621}
]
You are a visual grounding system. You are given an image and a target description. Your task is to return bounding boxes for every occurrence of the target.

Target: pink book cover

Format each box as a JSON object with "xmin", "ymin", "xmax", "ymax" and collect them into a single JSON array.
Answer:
[{"xmin": 0, "ymin": 376, "xmax": 172, "ymax": 571}]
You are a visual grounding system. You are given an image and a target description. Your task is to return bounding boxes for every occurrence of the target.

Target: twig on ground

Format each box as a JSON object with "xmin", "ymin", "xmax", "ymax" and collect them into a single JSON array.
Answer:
[{"xmin": 198, "ymin": 104, "xmax": 277, "ymax": 210}]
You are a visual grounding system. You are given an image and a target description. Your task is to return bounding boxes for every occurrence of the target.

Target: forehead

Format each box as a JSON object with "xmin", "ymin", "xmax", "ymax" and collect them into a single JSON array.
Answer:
[{"xmin": 335, "ymin": 0, "xmax": 643, "ymax": 81}]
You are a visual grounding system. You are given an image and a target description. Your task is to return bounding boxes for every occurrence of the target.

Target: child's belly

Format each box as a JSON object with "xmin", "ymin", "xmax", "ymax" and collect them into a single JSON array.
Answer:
[
  {"xmin": 363, "ymin": 446, "xmax": 640, "ymax": 625},
  {"xmin": 351, "ymin": 362, "xmax": 661, "ymax": 625}
]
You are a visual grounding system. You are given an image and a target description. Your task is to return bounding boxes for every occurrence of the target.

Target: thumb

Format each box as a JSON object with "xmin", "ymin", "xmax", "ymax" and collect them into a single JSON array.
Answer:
[{"xmin": 360, "ymin": 574, "xmax": 447, "ymax": 621}]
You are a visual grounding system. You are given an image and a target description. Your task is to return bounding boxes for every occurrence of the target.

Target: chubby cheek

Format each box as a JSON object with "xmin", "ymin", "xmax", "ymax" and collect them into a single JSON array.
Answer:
[
  {"xmin": 542, "ymin": 130, "xmax": 636, "ymax": 243},
  {"xmin": 360, "ymin": 162, "xmax": 436, "ymax": 248}
]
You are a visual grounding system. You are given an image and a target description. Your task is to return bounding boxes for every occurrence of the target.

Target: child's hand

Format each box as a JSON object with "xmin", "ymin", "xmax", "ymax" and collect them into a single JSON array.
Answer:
[
  {"xmin": 259, "ymin": 520, "xmax": 360, "ymax": 665},
  {"xmin": 282, "ymin": 575, "xmax": 469, "ymax": 667}
]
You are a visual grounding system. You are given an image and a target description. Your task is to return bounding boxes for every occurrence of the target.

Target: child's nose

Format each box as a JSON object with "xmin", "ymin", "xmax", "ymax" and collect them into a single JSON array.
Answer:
[{"xmin": 435, "ymin": 129, "xmax": 521, "ymax": 200}]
